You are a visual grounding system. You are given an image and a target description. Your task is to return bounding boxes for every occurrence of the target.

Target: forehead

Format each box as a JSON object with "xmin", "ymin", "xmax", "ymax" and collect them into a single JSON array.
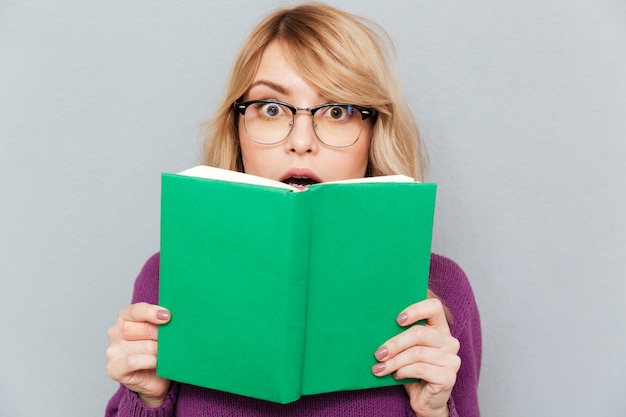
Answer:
[
  {"xmin": 248, "ymin": 41, "xmax": 326, "ymax": 102},
  {"xmin": 253, "ymin": 41, "xmax": 299, "ymax": 83},
  {"xmin": 257, "ymin": 41, "xmax": 293, "ymax": 71}
]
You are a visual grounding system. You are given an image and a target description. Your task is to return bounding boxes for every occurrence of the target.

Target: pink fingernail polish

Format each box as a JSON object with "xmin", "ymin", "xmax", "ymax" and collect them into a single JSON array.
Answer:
[
  {"xmin": 372, "ymin": 363, "xmax": 386, "ymax": 374},
  {"xmin": 397, "ymin": 312, "xmax": 408, "ymax": 325},
  {"xmin": 375, "ymin": 346, "xmax": 388, "ymax": 361},
  {"xmin": 156, "ymin": 310, "xmax": 170, "ymax": 321}
]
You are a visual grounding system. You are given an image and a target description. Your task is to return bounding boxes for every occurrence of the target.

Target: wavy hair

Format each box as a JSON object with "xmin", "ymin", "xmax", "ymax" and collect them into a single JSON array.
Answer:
[{"xmin": 201, "ymin": 2, "xmax": 428, "ymax": 181}]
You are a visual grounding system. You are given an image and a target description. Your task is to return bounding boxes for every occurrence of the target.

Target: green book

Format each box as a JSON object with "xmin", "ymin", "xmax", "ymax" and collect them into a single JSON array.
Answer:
[{"xmin": 157, "ymin": 165, "xmax": 437, "ymax": 404}]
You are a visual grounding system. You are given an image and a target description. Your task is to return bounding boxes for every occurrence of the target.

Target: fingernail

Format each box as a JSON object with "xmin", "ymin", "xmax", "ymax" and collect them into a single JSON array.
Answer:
[
  {"xmin": 156, "ymin": 310, "xmax": 170, "ymax": 321},
  {"xmin": 375, "ymin": 346, "xmax": 388, "ymax": 361},
  {"xmin": 397, "ymin": 312, "xmax": 408, "ymax": 325},
  {"xmin": 372, "ymin": 363, "xmax": 386, "ymax": 374}
]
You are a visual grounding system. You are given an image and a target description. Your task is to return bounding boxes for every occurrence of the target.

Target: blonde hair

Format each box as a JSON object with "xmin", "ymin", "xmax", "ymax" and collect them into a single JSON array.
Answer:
[{"xmin": 201, "ymin": 2, "xmax": 428, "ymax": 181}]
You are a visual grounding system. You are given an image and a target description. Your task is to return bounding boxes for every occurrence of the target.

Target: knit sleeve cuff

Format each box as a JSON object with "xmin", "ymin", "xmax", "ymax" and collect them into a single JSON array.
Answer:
[{"xmin": 118, "ymin": 384, "xmax": 178, "ymax": 417}]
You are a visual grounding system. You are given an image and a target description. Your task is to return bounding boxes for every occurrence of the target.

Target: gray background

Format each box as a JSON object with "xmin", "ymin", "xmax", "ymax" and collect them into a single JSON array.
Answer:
[{"xmin": 1, "ymin": 1, "xmax": 625, "ymax": 416}]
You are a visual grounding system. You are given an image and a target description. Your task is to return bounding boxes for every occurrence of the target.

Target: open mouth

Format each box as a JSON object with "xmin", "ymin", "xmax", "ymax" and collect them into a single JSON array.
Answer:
[{"xmin": 282, "ymin": 176, "xmax": 320, "ymax": 189}]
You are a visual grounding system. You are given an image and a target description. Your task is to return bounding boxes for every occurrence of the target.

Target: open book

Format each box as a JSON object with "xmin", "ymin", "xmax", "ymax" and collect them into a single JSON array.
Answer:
[{"xmin": 157, "ymin": 165, "xmax": 437, "ymax": 403}]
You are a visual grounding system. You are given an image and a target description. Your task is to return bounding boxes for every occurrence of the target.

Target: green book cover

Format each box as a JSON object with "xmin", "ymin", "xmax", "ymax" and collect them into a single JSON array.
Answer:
[{"xmin": 157, "ymin": 166, "xmax": 436, "ymax": 404}]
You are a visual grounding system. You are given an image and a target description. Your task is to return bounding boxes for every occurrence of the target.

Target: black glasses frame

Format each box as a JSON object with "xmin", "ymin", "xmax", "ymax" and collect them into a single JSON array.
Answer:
[
  {"xmin": 233, "ymin": 99, "xmax": 377, "ymax": 148},
  {"xmin": 234, "ymin": 99, "xmax": 377, "ymax": 120}
]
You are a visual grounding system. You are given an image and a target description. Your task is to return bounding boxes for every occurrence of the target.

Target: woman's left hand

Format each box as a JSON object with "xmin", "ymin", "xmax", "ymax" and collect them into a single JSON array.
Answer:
[{"xmin": 372, "ymin": 298, "xmax": 461, "ymax": 417}]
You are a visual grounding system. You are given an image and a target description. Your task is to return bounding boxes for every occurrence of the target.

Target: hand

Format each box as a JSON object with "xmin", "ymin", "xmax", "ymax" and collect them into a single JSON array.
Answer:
[
  {"xmin": 106, "ymin": 302, "xmax": 172, "ymax": 407},
  {"xmin": 372, "ymin": 298, "xmax": 460, "ymax": 417}
]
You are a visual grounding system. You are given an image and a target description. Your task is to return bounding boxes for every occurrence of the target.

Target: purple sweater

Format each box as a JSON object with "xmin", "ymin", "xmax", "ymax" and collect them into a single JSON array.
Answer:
[{"xmin": 106, "ymin": 253, "xmax": 481, "ymax": 417}]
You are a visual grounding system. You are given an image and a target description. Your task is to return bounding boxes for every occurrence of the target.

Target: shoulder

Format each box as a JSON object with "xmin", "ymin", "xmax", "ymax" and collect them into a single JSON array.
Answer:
[{"xmin": 131, "ymin": 252, "xmax": 161, "ymax": 305}]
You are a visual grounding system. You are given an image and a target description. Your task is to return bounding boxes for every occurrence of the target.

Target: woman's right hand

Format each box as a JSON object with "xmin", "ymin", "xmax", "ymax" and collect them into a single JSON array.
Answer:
[{"xmin": 106, "ymin": 302, "xmax": 172, "ymax": 408}]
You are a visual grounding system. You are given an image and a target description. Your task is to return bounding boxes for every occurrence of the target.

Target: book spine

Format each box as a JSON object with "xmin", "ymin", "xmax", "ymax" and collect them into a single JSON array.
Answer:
[{"xmin": 277, "ymin": 191, "xmax": 312, "ymax": 403}]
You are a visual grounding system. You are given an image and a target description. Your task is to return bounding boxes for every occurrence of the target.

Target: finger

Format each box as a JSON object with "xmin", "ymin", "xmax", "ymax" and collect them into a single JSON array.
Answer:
[
  {"xmin": 375, "ymin": 324, "xmax": 459, "ymax": 362},
  {"xmin": 119, "ymin": 302, "xmax": 171, "ymax": 325},
  {"xmin": 107, "ymin": 339, "xmax": 159, "ymax": 361},
  {"xmin": 394, "ymin": 359, "xmax": 460, "ymax": 387},
  {"xmin": 110, "ymin": 303, "xmax": 170, "ymax": 342},
  {"xmin": 396, "ymin": 298, "xmax": 450, "ymax": 330},
  {"xmin": 117, "ymin": 320, "xmax": 161, "ymax": 341},
  {"xmin": 107, "ymin": 353, "xmax": 158, "ymax": 382},
  {"xmin": 107, "ymin": 317, "xmax": 160, "ymax": 342},
  {"xmin": 372, "ymin": 345, "xmax": 460, "ymax": 380}
]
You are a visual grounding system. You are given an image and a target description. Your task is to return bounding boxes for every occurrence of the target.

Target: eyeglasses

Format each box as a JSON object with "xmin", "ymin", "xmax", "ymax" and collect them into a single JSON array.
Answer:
[{"xmin": 234, "ymin": 99, "xmax": 377, "ymax": 148}]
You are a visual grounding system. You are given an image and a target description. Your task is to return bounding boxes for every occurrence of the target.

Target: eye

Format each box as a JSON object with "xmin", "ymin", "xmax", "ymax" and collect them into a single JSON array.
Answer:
[
  {"xmin": 258, "ymin": 102, "xmax": 286, "ymax": 118},
  {"xmin": 322, "ymin": 105, "xmax": 358, "ymax": 122}
]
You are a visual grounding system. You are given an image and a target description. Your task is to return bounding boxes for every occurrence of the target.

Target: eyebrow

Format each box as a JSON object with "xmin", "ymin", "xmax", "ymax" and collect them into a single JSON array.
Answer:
[{"xmin": 247, "ymin": 80, "xmax": 289, "ymax": 96}]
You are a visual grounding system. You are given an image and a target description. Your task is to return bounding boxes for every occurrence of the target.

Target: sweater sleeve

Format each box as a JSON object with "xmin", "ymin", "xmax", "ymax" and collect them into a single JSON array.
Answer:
[
  {"xmin": 429, "ymin": 254, "xmax": 482, "ymax": 417},
  {"xmin": 105, "ymin": 253, "xmax": 178, "ymax": 417},
  {"xmin": 105, "ymin": 383, "xmax": 178, "ymax": 417}
]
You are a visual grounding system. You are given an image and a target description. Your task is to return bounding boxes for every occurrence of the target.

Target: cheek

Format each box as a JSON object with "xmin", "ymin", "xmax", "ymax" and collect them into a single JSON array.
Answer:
[
  {"xmin": 329, "ymin": 136, "xmax": 370, "ymax": 179},
  {"xmin": 355, "ymin": 145, "xmax": 371, "ymax": 176},
  {"xmin": 238, "ymin": 133, "xmax": 279, "ymax": 177},
  {"xmin": 354, "ymin": 129, "xmax": 372, "ymax": 168}
]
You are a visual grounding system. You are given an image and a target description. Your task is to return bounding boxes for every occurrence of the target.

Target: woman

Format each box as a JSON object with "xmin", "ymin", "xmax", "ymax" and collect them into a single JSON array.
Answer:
[{"xmin": 106, "ymin": 3, "xmax": 481, "ymax": 416}]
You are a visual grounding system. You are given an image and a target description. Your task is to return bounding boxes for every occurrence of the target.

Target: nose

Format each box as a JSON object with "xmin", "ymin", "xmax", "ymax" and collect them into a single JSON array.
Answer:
[{"xmin": 285, "ymin": 111, "xmax": 317, "ymax": 154}]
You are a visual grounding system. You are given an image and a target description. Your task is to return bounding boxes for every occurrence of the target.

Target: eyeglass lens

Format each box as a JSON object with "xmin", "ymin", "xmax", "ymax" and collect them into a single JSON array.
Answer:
[{"xmin": 242, "ymin": 102, "xmax": 364, "ymax": 147}]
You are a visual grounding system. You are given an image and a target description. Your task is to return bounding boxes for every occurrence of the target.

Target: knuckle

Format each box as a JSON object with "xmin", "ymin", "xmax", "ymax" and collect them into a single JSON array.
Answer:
[
  {"xmin": 144, "ymin": 340, "xmax": 158, "ymax": 355},
  {"xmin": 123, "ymin": 354, "xmax": 138, "ymax": 371},
  {"xmin": 429, "ymin": 297, "xmax": 443, "ymax": 308},
  {"xmin": 105, "ymin": 345, "xmax": 114, "ymax": 360},
  {"xmin": 106, "ymin": 360, "xmax": 122, "ymax": 381},
  {"xmin": 133, "ymin": 302, "xmax": 148, "ymax": 318},
  {"xmin": 142, "ymin": 321, "xmax": 156, "ymax": 339},
  {"xmin": 107, "ymin": 326, "xmax": 114, "ymax": 340},
  {"xmin": 410, "ymin": 324, "xmax": 424, "ymax": 339},
  {"xmin": 452, "ymin": 354, "xmax": 462, "ymax": 371},
  {"xmin": 105, "ymin": 343, "xmax": 124, "ymax": 363},
  {"xmin": 106, "ymin": 325, "xmax": 116, "ymax": 340},
  {"xmin": 119, "ymin": 320, "xmax": 131, "ymax": 339},
  {"xmin": 411, "ymin": 346, "xmax": 425, "ymax": 362},
  {"xmin": 122, "ymin": 302, "xmax": 147, "ymax": 321},
  {"xmin": 451, "ymin": 336, "xmax": 461, "ymax": 353},
  {"xmin": 118, "ymin": 319, "xmax": 157, "ymax": 341},
  {"xmin": 413, "ymin": 362, "xmax": 427, "ymax": 377},
  {"xmin": 392, "ymin": 368, "xmax": 405, "ymax": 380},
  {"xmin": 385, "ymin": 339, "xmax": 399, "ymax": 355},
  {"xmin": 137, "ymin": 302, "xmax": 156, "ymax": 319}
]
